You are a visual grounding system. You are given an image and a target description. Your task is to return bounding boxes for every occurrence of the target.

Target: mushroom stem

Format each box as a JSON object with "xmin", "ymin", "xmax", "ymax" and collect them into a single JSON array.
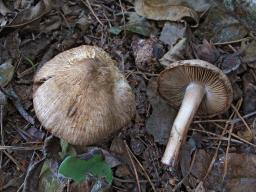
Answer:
[{"xmin": 161, "ymin": 82, "xmax": 205, "ymax": 166}]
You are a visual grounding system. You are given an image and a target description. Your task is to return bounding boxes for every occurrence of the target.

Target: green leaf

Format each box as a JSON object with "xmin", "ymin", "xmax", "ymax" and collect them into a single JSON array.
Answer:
[
  {"xmin": 0, "ymin": 59, "xmax": 14, "ymax": 87},
  {"xmin": 58, "ymin": 139, "xmax": 76, "ymax": 160},
  {"xmin": 58, "ymin": 154, "xmax": 113, "ymax": 183},
  {"xmin": 109, "ymin": 26, "xmax": 122, "ymax": 35}
]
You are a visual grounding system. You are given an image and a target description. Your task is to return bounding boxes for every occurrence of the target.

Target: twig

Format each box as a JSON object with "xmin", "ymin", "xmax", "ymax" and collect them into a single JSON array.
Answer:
[
  {"xmin": 222, "ymin": 100, "xmax": 242, "ymax": 183},
  {"xmin": 231, "ymin": 104, "xmax": 253, "ymax": 136},
  {"xmin": 213, "ymin": 122, "xmax": 256, "ymax": 147},
  {"xmin": 0, "ymin": 145, "xmax": 42, "ymax": 150},
  {"xmin": 118, "ymin": 0, "xmax": 126, "ymax": 37},
  {"xmin": 124, "ymin": 141, "xmax": 157, "ymax": 192},
  {"xmin": 17, "ymin": 66, "xmax": 35, "ymax": 78},
  {"xmin": 125, "ymin": 70, "xmax": 159, "ymax": 77},
  {"xmin": 0, "ymin": 87, "xmax": 34, "ymax": 125},
  {"xmin": 213, "ymin": 37, "xmax": 251, "ymax": 45},
  {"xmin": 124, "ymin": 141, "xmax": 141, "ymax": 192},
  {"xmin": 114, "ymin": 177, "xmax": 157, "ymax": 183},
  {"xmin": 112, "ymin": 185, "xmax": 127, "ymax": 192},
  {"xmin": 192, "ymin": 129, "xmax": 243, "ymax": 144},
  {"xmin": 102, "ymin": 11, "xmax": 112, "ymax": 28},
  {"xmin": 16, "ymin": 183, "xmax": 24, "ymax": 192},
  {"xmin": 203, "ymin": 137, "xmax": 241, "ymax": 144},
  {"xmin": 125, "ymin": 70, "xmax": 158, "ymax": 80},
  {"xmin": 0, "ymin": 105, "xmax": 4, "ymax": 167},
  {"xmin": 193, "ymin": 110, "xmax": 256, "ymax": 124},
  {"xmin": 193, "ymin": 119, "xmax": 228, "ymax": 123},
  {"xmin": 81, "ymin": 0, "xmax": 104, "ymax": 26},
  {"xmin": 203, "ymin": 101, "xmax": 237, "ymax": 181},
  {"xmin": 173, "ymin": 150, "xmax": 197, "ymax": 191},
  {"xmin": 59, "ymin": 11, "xmax": 71, "ymax": 29},
  {"xmin": 223, "ymin": 123, "xmax": 234, "ymax": 181},
  {"xmin": 3, "ymin": 150, "xmax": 25, "ymax": 172}
]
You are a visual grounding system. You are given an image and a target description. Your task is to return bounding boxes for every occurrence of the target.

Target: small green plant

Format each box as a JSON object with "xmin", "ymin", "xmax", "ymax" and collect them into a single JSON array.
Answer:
[{"xmin": 58, "ymin": 153, "xmax": 113, "ymax": 183}]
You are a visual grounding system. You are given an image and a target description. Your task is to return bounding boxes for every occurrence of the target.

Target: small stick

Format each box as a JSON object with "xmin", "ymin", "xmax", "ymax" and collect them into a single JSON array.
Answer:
[
  {"xmin": 114, "ymin": 177, "xmax": 157, "ymax": 183},
  {"xmin": 213, "ymin": 122, "xmax": 256, "ymax": 147},
  {"xmin": 124, "ymin": 141, "xmax": 157, "ymax": 192},
  {"xmin": 0, "ymin": 145, "xmax": 42, "ymax": 151},
  {"xmin": 203, "ymin": 137, "xmax": 241, "ymax": 144},
  {"xmin": 81, "ymin": 0, "xmax": 104, "ymax": 26},
  {"xmin": 0, "ymin": 87, "xmax": 34, "ymax": 125},
  {"xmin": 124, "ymin": 141, "xmax": 141, "ymax": 192},
  {"xmin": 223, "ymin": 123, "xmax": 234, "ymax": 181},
  {"xmin": 231, "ymin": 104, "xmax": 253, "ymax": 135},
  {"xmin": 213, "ymin": 37, "xmax": 251, "ymax": 45},
  {"xmin": 203, "ymin": 101, "xmax": 237, "ymax": 181},
  {"xmin": 222, "ymin": 100, "xmax": 242, "ymax": 182},
  {"xmin": 125, "ymin": 70, "xmax": 159, "ymax": 77},
  {"xmin": 193, "ymin": 110, "xmax": 256, "ymax": 124},
  {"xmin": 118, "ymin": 0, "xmax": 126, "ymax": 36},
  {"xmin": 3, "ymin": 150, "xmax": 25, "ymax": 172},
  {"xmin": 173, "ymin": 150, "xmax": 197, "ymax": 191},
  {"xmin": 192, "ymin": 129, "xmax": 242, "ymax": 144},
  {"xmin": 0, "ymin": 105, "xmax": 4, "ymax": 167}
]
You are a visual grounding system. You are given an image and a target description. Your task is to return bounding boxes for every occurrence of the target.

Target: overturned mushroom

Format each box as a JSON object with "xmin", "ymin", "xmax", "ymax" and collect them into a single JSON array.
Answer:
[
  {"xmin": 33, "ymin": 45, "xmax": 136, "ymax": 145},
  {"xmin": 158, "ymin": 59, "xmax": 233, "ymax": 166}
]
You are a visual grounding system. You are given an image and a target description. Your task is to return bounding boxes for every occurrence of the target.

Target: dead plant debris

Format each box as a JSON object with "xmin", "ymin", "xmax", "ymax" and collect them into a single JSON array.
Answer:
[{"xmin": 0, "ymin": 0, "xmax": 256, "ymax": 191}]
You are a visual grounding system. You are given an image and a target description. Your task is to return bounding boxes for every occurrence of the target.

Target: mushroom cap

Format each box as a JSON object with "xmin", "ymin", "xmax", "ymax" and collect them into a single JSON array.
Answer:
[
  {"xmin": 33, "ymin": 45, "xmax": 136, "ymax": 145},
  {"xmin": 157, "ymin": 59, "xmax": 233, "ymax": 117}
]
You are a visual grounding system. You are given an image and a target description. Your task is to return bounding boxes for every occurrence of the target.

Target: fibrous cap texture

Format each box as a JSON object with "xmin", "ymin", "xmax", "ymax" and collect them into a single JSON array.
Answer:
[{"xmin": 33, "ymin": 45, "xmax": 136, "ymax": 145}]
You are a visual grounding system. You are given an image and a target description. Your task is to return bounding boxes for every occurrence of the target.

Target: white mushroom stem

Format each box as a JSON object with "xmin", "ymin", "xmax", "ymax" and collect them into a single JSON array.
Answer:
[{"xmin": 161, "ymin": 82, "xmax": 205, "ymax": 166}]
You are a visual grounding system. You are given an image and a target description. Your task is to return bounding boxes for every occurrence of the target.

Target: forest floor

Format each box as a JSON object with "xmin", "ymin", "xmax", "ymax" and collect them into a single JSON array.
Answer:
[{"xmin": 0, "ymin": 0, "xmax": 256, "ymax": 191}]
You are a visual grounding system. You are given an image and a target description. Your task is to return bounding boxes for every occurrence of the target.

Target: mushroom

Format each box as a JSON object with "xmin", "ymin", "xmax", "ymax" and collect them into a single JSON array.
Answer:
[
  {"xmin": 33, "ymin": 45, "xmax": 136, "ymax": 145},
  {"xmin": 157, "ymin": 59, "xmax": 233, "ymax": 166}
]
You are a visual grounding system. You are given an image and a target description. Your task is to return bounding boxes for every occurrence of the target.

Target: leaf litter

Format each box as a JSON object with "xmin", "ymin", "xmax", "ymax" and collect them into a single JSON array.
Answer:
[{"xmin": 0, "ymin": 0, "xmax": 256, "ymax": 191}]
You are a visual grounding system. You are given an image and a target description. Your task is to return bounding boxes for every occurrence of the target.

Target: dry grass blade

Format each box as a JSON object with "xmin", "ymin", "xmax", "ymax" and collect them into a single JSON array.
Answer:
[
  {"xmin": 124, "ymin": 141, "xmax": 141, "ymax": 192},
  {"xmin": 231, "ymin": 104, "xmax": 253, "ymax": 135},
  {"xmin": 124, "ymin": 140, "xmax": 157, "ymax": 192},
  {"xmin": 0, "ymin": 87, "xmax": 34, "ymax": 124},
  {"xmin": 213, "ymin": 37, "xmax": 251, "ymax": 45},
  {"xmin": 223, "ymin": 123, "xmax": 234, "ymax": 181},
  {"xmin": 3, "ymin": 150, "xmax": 25, "ymax": 172},
  {"xmin": 0, "ymin": 105, "xmax": 4, "ymax": 167},
  {"xmin": 81, "ymin": 0, "xmax": 104, "ymax": 26},
  {"xmin": 173, "ymin": 150, "xmax": 197, "ymax": 191},
  {"xmin": 193, "ymin": 110, "xmax": 256, "ymax": 124},
  {"xmin": 0, "ymin": 145, "xmax": 42, "ymax": 150},
  {"xmin": 192, "ymin": 128, "xmax": 243, "ymax": 144},
  {"xmin": 222, "ymin": 99, "xmax": 242, "ymax": 182},
  {"xmin": 213, "ymin": 122, "xmax": 256, "ymax": 147},
  {"xmin": 203, "ymin": 100, "xmax": 238, "ymax": 181}
]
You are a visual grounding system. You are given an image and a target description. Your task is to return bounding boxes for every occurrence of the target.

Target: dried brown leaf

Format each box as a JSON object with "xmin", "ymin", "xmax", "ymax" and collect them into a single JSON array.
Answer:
[
  {"xmin": 219, "ymin": 53, "xmax": 241, "ymax": 74},
  {"xmin": 135, "ymin": 0, "xmax": 199, "ymax": 27},
  {"xmin": 243, "ymin": 83, "xmax": 256, "ymax": 114},
  {"xmin": 189, "ymin": 152, "xmax": 256, "ymax": 191},
  {"xmin": 23, "ymin": 158, "xmax": 46, "ymax": 192},
  {"xmin": 194, "ymin": 39, "xmax": 220, "ymax": 64},
  {"xmin": 146, "ymin": 78, "xmax": 176, "ymax": 144},
  {"xmin": 7, "ymin": 0, "xmax": 53, "ymax": 28},
  {"xmin": 0, "ymin": 0, "xmax": 11, "ymax": 16},
  {"xmin": 159, "ymin": 22, "xmax": 187, "ymax": 46},
  {"xmin": 159, "ymin": 38, "xmax": 188, "ymax": 67},
  {"xmin": 242, "ymin": 40, "xmax": 256, "ymax": 68}
]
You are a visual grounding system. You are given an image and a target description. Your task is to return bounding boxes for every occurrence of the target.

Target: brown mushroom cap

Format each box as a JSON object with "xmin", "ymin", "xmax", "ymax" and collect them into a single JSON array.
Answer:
[
  {"xmin": 33, "ymin": 45, "xmax": 136, "ymax": 145},
  {"xmin": 158, "ymin": 59, "xmax": 233, "ymax": 117}
]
